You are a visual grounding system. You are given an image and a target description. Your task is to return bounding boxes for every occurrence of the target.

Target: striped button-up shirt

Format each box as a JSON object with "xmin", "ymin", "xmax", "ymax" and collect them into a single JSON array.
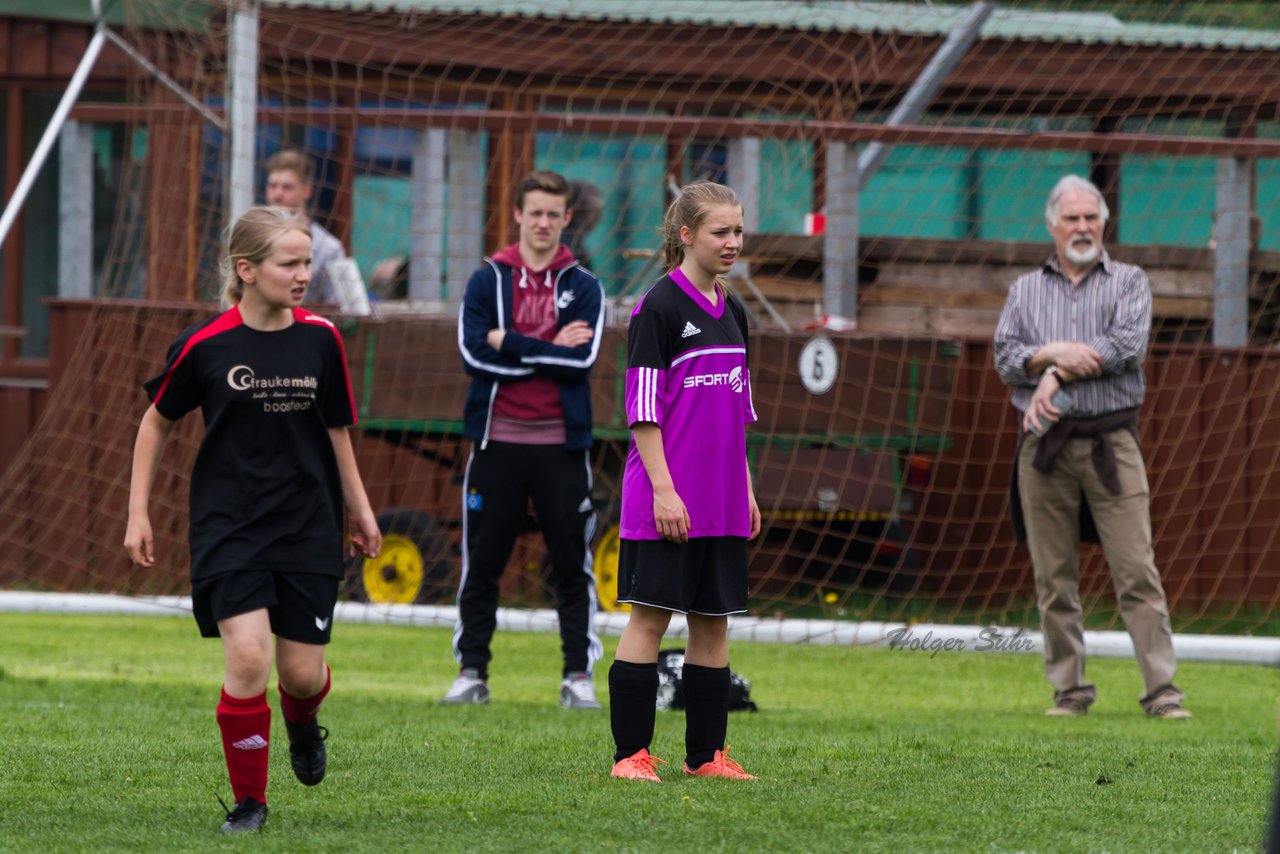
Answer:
[{"xmin": 994, "ymin": 249, "xmax": 1150, "ymax": 417}]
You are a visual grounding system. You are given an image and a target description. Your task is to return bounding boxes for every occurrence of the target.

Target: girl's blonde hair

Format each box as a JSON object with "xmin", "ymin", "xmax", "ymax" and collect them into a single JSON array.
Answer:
[
  {"xmin": 220, "ymin": 206, "xmax": 311, "ymax": 306},
  {"xmin": 661, "ymin": 181, "xmax": 743, "ymax": 270}
]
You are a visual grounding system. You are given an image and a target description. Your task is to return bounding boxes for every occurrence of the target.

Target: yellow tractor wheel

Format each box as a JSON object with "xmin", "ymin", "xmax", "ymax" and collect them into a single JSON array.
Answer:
[
  {"xmin": 361, "ymin": 532, "xmax": 426, "ymax": 604},
  {"xmin": 593, "ymin": 524, "xmax": 630, "ymax": 612},
  {"xmin": 347, "ymin": 508, "xmax": 454, "ymax": 604}
]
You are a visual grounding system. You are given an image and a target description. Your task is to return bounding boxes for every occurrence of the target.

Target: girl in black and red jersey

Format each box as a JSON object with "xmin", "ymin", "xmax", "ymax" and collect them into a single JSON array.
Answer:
[
  {"xmin": 125, "ymin": 206, "xmax": 381, "ymax": 833},
  {"xmin": 608, "ymin": 182, "xmax": 761, "ymax": 783}
]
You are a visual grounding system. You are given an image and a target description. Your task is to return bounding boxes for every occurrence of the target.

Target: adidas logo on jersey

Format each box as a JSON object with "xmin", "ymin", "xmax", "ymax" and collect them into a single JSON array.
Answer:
[
  {"xmin": 232, "ymin": 735, "xmax": 269, "ymax": 751},
  {"xmin": 680, "ymin": 321, "xmax": 702, "ymax": 338}
]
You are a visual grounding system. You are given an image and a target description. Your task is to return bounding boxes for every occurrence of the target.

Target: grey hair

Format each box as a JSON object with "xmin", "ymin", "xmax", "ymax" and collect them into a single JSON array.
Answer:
[{"xmin": 1045, "ymin": 174, "xmax": 1110, "ymax": 226}]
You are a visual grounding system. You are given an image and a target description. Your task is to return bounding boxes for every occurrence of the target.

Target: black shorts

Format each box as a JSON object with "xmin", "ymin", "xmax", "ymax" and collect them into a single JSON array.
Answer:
[
  {"xmin": 191, "ymin": 570, "xmax": 339, "ymax": 645},
  {"xmin": 617, "ymin": 536, "xmax": 749, "ymax": 616}
]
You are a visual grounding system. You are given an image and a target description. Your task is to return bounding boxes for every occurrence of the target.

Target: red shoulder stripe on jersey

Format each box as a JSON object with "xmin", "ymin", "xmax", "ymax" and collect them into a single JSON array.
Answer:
[
  {"xmin": 151, "ymin": 307, "xmax": 244, "ymax": 407},
  {"xmin": 294, "ymin": 308, "xmax": 358, "ymax": 424}
]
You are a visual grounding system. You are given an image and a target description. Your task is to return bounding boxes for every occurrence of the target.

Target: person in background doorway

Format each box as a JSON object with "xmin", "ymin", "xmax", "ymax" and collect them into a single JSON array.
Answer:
[{"xmin": 264, "ymin": 148, "xmax": 367, "ymax": 311}]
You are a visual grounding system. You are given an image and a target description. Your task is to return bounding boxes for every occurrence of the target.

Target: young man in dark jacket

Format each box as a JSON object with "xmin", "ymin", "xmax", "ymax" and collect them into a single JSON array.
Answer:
[{"xmin": 447, "ymin": 170, "xmax": 606, "ymax": 708}]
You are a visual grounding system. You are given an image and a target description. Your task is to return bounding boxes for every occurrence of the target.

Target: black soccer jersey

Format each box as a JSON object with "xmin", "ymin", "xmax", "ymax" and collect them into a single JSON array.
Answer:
[{"xmin": 143, "ymin": 306, "xmax": 357, "ymax": 580}]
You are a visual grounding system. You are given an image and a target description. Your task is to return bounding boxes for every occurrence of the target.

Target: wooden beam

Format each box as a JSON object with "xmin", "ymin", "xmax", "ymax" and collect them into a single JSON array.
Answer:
[
  {"xmin": 857, "ymin": 304, "xmax": 1000, "ymax": 338},
  {"xmin": 185, "ymin": 118, "xmax": 201, "ymax": 301},
  {"xmin": 329, "ymin": 102, "xmax": 356, "ymax": 249},
  {"xmin": 250, "ymin": 12, "xmax": 1280, "ymax": 116},
  {"xmin": 485, "ymin": 92, "xmax": 513, "ymax": 253},
  {"xmin": 749, "ymin": 233, "xmax": 1280, "ymax": 276},
  {"xmin": 145, "ymin": 87, "xmax": 197, "ymax": 301},
  {"xmin": 51, "ymin": 22, "xmax": 88, "ymax": 78},
  {"xmin": 11, "ymin": 20, "xmax": 49, "ymax": 78},
  {"xmin": 1090, "ymin": 116, "xmax": 1121, "ymax": 245},
  {"xmin": 4, "ymin": 84, "xmax": 24, "ymax": 362},
  {"xmin": 666, "ymin": 133, "xmax": 686, "ymax": 187},
  {"xmin": 69, "ymin": 103, "xmax": 1280, "ymax": 160},
  {"xmin": 861, "ymin": 285, "xmax": 1006, "ymax": 309},
  {"xmin": 858, "ymin": 284, "xmax": 1211, "ymax": 319}
]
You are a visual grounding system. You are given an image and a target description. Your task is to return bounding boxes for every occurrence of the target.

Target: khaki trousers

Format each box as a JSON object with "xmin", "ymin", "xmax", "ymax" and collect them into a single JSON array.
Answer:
[{"xmin": 1018, "ymin": 429, "xmax": 1182, "ymax": 711}]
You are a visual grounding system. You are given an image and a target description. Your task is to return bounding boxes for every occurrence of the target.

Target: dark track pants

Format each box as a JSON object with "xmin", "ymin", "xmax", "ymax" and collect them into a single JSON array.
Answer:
[{"xmin": 453, "ymin": 441, "xmax": 602, "ymax": 676}]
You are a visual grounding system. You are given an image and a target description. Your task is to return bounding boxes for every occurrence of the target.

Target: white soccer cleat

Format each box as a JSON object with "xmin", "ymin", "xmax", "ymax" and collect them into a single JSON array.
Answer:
[{"xmin": 440, "ymin": 668, "xmax": 490, "ymax": 705}]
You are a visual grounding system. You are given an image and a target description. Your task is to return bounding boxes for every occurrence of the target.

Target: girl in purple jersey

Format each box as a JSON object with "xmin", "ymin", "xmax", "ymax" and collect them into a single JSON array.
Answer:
[
  {"xmin": 608, "ymin": 182, "xmax": 761, "ymax": 782},
  {"xmin": 124, "ymin": 207, "xmax": 381, "ymax": 833}
]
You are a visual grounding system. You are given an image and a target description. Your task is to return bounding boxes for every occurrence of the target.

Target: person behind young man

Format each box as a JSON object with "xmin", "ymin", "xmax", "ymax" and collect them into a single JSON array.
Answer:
[
  {"xmin": 124, "ymin": 206, "xmax": 382, "ymax": 833},
  {"xmin": 449, "ymin": 169, "xmax": 606, "ymax": 708},
  {"xmin": 994, "ymin": 174, "xmax": 1190, "ymax": 719},
  {"xmin": 608, "ymin": 181, "xmax": 761, "ymax": 782},
  {"xmin": 561, "ymin": 180, "xmax": 603, "ymax": 271},
  {"xmin": 263, "ymin": 148, "xmax": 352, "ymax": 308}
]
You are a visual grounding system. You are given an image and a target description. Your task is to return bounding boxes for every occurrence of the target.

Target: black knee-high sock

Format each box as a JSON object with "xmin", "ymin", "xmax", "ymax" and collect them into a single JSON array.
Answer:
[
  {"xmin": 683, "ymin": 663, "xmax": 730, "ymax": 769},
  {"xmin": 609, "ymin": 660, "xmax": 658, "ymax": 762}
]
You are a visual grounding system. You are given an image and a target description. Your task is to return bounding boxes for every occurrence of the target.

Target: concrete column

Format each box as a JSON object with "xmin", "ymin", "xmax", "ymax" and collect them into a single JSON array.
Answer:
[
  {"xmin": 410, "ymin": 128, "xmax": 446, "ymax": 301},
  {"xmin": 446, "ymin": 129, "xmax": 484, "ymax": 303},
  {"xmin": 226, "ymin": 1, "xmax": 259, "ymax": 223},
  {"xmin": 1213, "ymin": 156, "xmax": 1252, "ymax": 347},
  {"xmin": 58, "ymin": 120, "xmax": 94, "ymax": 298},
  {"xmin": 822, "ymin": 141, "xmax": 859, "ymax": 323},
  {"xmin": 727, "ymin": 137, "xmax": 761, "ymax": 231}
]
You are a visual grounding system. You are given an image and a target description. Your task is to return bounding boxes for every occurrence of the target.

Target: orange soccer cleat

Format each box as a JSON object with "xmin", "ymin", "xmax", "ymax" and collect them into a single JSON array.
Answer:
[
  {"xmin": 611, "ymin": 748, "xmax": 668, "ymax": 782},
  {"xmin": 684, "ymin": 746, "xmax": 755, "ymax": 780}
]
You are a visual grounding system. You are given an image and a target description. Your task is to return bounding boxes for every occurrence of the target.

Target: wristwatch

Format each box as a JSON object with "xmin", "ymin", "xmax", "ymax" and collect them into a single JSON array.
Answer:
[{"xmin": 1043, "ymin": 365, "xmax": 1064, "ymax": 387}]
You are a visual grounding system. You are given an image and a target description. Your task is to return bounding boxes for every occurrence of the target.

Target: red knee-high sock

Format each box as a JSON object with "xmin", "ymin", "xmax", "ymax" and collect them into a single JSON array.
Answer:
[
  {"xmin": 217, "ymin": 688, "xmax": 271, "ymax": 804},
  {"xmin": 279, "ymin": 665, "xmax": 331, "ymax": 725}
]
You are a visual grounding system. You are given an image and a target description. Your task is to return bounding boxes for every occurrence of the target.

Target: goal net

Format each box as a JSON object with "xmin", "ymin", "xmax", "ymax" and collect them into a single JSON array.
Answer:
[{"xmin": 3, "ymin": 0, "xmax": 1280, "ymax": 637}]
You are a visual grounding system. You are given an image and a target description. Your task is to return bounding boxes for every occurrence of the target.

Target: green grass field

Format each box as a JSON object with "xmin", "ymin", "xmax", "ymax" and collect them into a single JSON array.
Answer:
[{"xmin": 1, "ymin": 613, "xmax": 1276, "ymax": 853}]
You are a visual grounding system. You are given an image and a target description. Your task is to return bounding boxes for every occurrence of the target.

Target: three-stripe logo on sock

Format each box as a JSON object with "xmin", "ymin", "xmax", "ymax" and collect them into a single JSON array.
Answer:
[{"xmin": 231, "ymin": 734, "xmax": 269, "ymax": 750}]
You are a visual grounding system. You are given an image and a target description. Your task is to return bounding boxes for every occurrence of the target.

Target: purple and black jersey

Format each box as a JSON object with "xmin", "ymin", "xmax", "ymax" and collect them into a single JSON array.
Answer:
[
  {"xmin": 143, "ymin": 306, "xmax": 357, "ymax": 580},
  {"xmin": 621, "ymin": 270, "xmax": 757, "ymax": 540}
]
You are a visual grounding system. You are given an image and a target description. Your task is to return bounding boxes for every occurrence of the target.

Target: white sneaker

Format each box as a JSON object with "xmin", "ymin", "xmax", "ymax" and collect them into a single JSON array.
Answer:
[
  {"xmin": 440, "ymin": 668, "xmax": 490, "ymax": 705},
  {"xmin": 560, "ymin": 672, "xmax": 601, "ymax": 709}
]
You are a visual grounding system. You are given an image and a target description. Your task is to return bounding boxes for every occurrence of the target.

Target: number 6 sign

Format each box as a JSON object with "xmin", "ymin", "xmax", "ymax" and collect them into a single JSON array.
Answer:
[{"xmin": 798, "ymin": 335, "xmax": 837, "ymax": 395}]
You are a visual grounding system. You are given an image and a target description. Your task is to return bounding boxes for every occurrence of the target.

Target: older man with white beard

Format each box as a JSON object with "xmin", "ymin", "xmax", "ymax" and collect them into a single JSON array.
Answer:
[{"xmin": 993, "ymin": 175, "xmax": 1190, "ymax": 720}]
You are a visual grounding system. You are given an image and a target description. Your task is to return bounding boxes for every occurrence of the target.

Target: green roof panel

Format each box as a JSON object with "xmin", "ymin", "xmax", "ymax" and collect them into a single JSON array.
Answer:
[{"xmin": 258, "ymin": 0, "xmax": 1280, "ymax": 51}]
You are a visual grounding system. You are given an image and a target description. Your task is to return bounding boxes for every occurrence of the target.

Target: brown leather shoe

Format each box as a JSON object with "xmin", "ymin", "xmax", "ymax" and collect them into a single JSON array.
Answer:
[{"xmin": 1045, "ymin": 699, "xmax": 1088, "ymax": 716}]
